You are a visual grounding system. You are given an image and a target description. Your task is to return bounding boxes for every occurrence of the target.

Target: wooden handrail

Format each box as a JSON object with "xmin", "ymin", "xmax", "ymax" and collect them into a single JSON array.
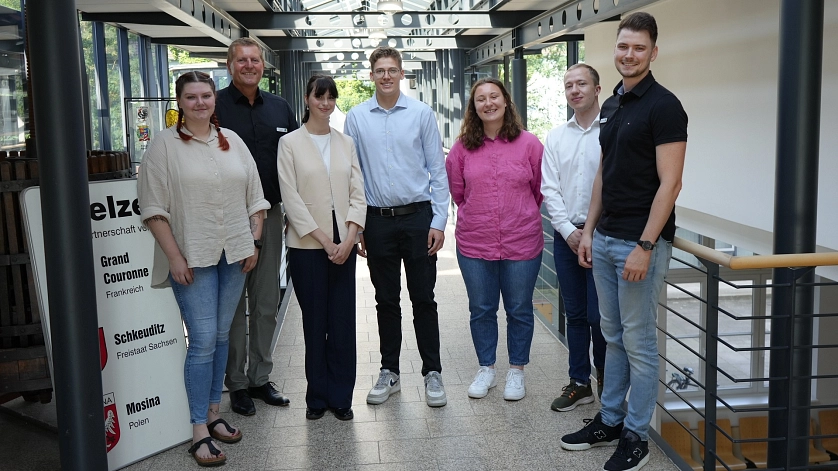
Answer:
[{"xmin": 672, "ymin": 236, "xmax": 838, "ymax": 270}]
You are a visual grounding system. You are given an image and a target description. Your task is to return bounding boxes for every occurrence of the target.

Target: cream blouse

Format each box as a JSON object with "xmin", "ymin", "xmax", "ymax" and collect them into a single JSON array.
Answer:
[{"xmin": 138, "ymin": 126, "xmax": 271, "ymax": 287}]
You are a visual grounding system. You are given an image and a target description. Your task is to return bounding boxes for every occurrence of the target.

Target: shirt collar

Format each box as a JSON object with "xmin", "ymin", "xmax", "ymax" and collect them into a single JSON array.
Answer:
[
  {"xmin": 483, "ymin": 134, "xmax": 510, "ymax": 143},
  {"xmin": 371, "ymin": 92, "xmax": 408, "ymax": 112},
  {"xmin": 174, "ymin": 125, "xmax": 219, "ymax": 143},
  {"xmin": 567, "ymin": 111, "xmax": 601, "ymax": 132},
  {"xmin": 613, "ymin": 71, "xmax": 656, "ymax": 97},
  {"xmin": 228, "ymin": 83, "xmax": 264, "ymax": 105}
]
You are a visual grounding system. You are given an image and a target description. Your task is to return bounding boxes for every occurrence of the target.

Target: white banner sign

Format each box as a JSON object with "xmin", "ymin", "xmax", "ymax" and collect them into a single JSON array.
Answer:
[{"xmin": 22, "ymin": 180, "xmax": 191, "ymax": 470}]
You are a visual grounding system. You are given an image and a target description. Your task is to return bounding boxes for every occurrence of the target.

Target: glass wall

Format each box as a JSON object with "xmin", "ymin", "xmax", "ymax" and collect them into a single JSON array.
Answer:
[{"xmin": 0, "ymin": 2, "xmax": 27, "ymax": 151}]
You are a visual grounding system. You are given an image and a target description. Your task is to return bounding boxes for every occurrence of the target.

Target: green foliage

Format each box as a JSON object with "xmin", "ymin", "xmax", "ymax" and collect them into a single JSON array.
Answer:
[
  {"xmin": 0, "ymin": 0, "xmax": 19, "ymax": 10},
  {"xmin": 335, "ymin": 79, "xmax": 374, "ymax": 113},
  {"xmin": 525, "ymin": 43, "xmax": 570, "ymax": 140},
  {"xmin": 168, "ymin": 46, "xmax": 215, "ymax": 65}
]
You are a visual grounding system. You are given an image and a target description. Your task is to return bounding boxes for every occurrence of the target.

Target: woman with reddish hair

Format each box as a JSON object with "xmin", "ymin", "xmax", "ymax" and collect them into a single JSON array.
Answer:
[
  {"xmin": 446, "ymin": 77, "xmax": 544, "ymax": 402},
  {"xmin": 138, "ymin": 71, "xmax": 270, "ymax": 467}
]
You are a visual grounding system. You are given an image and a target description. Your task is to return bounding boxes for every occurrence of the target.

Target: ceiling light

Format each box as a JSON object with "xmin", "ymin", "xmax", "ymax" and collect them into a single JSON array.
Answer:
[{"xmin": 377, "ymin": 0, "xmax": 404, "ymax": 13}]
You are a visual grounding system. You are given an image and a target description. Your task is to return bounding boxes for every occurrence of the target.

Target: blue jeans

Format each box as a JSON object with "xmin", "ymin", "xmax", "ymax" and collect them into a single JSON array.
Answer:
[
  {"xmin": 593, "ymin": 231, "xmax": 672, "ymax": 440},
  {"xmin": 553, "ymin": 232, "xmax": 606, "ymax": 384},
  {"xmin": 456, "ymin": 250, "xmax": 540, "ymax": 366},
  {"xmin": 170, "ymin": 251, "xmax": 246, "ymax": 424}
]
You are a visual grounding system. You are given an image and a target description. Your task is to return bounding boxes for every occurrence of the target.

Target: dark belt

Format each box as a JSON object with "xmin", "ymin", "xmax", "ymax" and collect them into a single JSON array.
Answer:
[
  {"xmin": 367, "ymin": 201, "xmax": 430, "ymax": 217},
  {"xmin": 574, "ymin": 222, "xmax": 586, "ymax": 230}
]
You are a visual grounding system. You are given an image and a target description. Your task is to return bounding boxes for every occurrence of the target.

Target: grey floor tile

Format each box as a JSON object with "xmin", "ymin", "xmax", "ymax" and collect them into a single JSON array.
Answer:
[
  {"xmin": 265, "ymin": 441, "xmax": 380, "ymax": 470},
  {"xmin": 426, "ymin": 413, "xmax": 534, "ymax": 438},
  {"xmin": 373, "ymin": 399, "xmax": 475, "ymax": 421},
  {"xmin": 355, "ymin": 461, "xmax": 438, "ymax": 471},
  {"xmin": 0, "ymin": 413, "xmax": 60, "ymax": 471},
  {"xmin": 437, "ymin": 454, "xmax": 559, "ymax": 471},
  {"xmin": 379, "ymin": 435, "xmax": 487, "ymax": 462}
]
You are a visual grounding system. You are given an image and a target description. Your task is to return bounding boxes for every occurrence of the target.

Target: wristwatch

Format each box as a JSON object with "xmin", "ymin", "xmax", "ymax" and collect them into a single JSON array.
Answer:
[
  {"xmin": 254, "ymin": 239, "xmax": 263, "ymax": 249},
  {"xmin": 637, "ymin": 240, "xmax": 656, "ymax": 251}
]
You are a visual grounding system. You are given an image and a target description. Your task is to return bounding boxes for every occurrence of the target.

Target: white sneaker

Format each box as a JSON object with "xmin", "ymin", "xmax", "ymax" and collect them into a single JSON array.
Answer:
[
  {"xmin": 467, "ymin": 366, "xmax": 497, "ymax": 399},
  {"xmin": 424, "ymin": 371, "xmax": 447, "ymax": 407},
  {"xmin": 503, "ymin": 369, "xmax": 526, "ymax": 401},
  {"xmin": 367, "ymin": 369, "xmax": 400, "ymax": 405}
]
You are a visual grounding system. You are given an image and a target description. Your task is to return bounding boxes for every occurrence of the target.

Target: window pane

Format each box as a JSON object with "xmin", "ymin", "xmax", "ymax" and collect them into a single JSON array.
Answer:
[
  {"xmin": 717, "ymin": 280, "xmax": 754, "ymax": 390},
  {"xmin": 665, "ymin": 282, "xmax": 701, "ymax": 393},
  {"xmin": 105, "ymin": 24, "xmax": 124, "ymax": 150},
  {"xmin": 80, "ymin": 20, "xmax": 101, "ymax": 149}
]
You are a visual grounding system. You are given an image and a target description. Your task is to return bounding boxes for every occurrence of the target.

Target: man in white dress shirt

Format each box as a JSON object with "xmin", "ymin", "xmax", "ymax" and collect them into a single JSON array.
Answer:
[{"xmin": 541, "ymin": 63, "xmax": 607, "ymax": 412}]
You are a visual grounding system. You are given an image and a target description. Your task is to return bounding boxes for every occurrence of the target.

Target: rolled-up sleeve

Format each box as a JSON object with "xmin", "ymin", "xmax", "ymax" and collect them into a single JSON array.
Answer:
[
  {"xmin": 445, "ymin": 142, "xmax": 465, "ymax": 207},
  {"xmin": 241, "ymin": 143, "xmax": 271, "ymax": 216},
  {"xmin": 137, "ymin": 136, "xmax": 172, "ymax": 225}
]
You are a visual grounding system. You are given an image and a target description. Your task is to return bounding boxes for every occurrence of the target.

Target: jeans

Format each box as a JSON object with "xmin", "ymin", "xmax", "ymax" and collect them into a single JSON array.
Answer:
[
  {"xmin": 456, "ymin": 250, "xmax": 541, "ymax": 366},
  {"xmin": 170, "ymin": 251, "xmax": 246, "ymax": 424},
  {"xmin": 364, "ymin": 203, "xmax": 441, "ymax": 376},
  {"xmin": 553, "ymin": 232, "xmax": 606, "ymax": 384},
  {"xmin": 592, "ymin": 231, "xmax": 672, "ymax": 440}
]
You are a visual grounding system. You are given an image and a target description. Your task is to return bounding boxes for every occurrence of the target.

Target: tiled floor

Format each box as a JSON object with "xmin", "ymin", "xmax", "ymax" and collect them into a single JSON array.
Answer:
[{"xmin": 1, "ymin": 223, "xmax": 679, "ymax": 470}]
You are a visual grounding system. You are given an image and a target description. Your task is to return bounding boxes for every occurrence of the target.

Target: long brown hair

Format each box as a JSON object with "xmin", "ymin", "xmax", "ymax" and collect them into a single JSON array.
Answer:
[
  {"xmin": 175, "ymin": 71, "xmax": 229, "ymax": 151},
  {"xmin": 458, "ymin": 78, "xmax": 523, "ymax": 151}
]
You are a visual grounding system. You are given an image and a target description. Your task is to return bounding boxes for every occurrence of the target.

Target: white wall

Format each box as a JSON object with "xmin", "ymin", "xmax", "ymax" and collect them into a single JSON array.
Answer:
[{"xmin": 582, "ymin": 0, "xmax": 838, "ymax": 278}]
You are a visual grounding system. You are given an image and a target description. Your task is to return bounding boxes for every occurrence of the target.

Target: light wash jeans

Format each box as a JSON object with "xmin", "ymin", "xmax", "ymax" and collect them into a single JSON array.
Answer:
[
  {"xmin": 456, "ymin": 250, "xmax": 541, "ymax": 366},
  {"xmin": 592, "ymin": 231, "xmax": 672, "ymax": 439},
  {"xmin": 170, "ymin": 251, "xmax": 246, "ymax": 424}
]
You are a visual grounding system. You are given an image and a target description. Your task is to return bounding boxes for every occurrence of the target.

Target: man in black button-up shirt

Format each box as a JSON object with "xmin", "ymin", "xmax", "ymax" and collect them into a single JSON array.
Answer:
[
  {"xmin": 560, "ymin": 12, "xmax": 687, "ymax": 471},
  {"xmin": 216, "ymin": 38, "xmax": 299, "ymax": 417}
]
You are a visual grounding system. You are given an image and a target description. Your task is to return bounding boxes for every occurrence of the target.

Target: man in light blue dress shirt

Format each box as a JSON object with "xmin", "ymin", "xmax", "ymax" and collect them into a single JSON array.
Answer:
[{"xmin": 344, "ymin": 47, "xmax": 450, "ymax": 408}]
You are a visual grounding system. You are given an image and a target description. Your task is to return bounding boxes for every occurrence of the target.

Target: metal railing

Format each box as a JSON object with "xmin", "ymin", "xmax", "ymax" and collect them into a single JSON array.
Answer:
[{"xmin": 656, "ymin": 237, "xmax": 838, "ymax": 471}]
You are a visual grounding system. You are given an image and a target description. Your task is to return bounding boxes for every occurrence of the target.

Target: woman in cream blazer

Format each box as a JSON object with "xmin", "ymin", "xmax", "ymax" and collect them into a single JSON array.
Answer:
[{"xmin": 277, "ymin": 75, "xmax": 366, "ymax": 421}]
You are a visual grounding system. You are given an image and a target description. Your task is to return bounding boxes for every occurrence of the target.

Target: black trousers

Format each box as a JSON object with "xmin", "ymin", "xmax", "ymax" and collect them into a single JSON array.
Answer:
[
  {"xmin": 364, "ymin": 203, "xmax": 441, "ymax": 376},
  {"xmin": 288, "ymin": 226, "xmax": 357, "ymax": 409}
]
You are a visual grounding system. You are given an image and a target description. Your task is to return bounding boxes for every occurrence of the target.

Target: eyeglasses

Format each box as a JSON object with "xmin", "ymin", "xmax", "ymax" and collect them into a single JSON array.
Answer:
[{"xmin": 373, "ymin": 68, "xmax": 401, "ymax": 78}]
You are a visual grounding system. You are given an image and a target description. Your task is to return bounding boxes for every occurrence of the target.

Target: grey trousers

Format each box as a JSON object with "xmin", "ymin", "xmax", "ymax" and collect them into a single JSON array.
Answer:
[{"xmin": 225, "ymin": 204, "xmax": 284, "ymax": 391}]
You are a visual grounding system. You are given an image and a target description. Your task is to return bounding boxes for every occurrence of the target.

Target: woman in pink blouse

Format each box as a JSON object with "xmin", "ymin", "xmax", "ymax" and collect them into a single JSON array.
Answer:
[{"xmin": 446, "ymin": 77, "xmax": 544, "ymax": 402}]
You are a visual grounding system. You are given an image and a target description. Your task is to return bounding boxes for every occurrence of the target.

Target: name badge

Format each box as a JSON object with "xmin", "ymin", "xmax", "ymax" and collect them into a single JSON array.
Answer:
[
  {"xmin": 277, "ymin": 127, "xmax": 288, "ymax": 132},
  {"xmin": 599, "ymin": 118, "xmax": 608, "ymax": 124}
]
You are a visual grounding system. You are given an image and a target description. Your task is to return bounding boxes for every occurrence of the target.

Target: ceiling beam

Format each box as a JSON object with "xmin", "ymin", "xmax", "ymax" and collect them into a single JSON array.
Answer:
[
  {"xmin": 79, "ymin": 12, "xmax": 187, "ymax": 26},
  {"xmin": 256, "ymin": 0, "xmax": 281, "ymax": 12},
  {"xmin": 231, "ymin": 10, "xmax": 544, "ymax": 30},
  {"xmin": 299, "ymin": 51, "xmax": 436, "ymax": 62},
  {"xmin": 150, "ymin": 37, "xmax": 227, "ymax": 48},
  {"xmin": 309, "ymin": 60, "xmax": 424, "ymax": 71},
  {"xmin": 152, "ymin": 0, "xmax": 244, "ymax": 45},
  {"xmin": 467, "ymin": 0, "xmax": 657, "ymax": 67},
  {"xmin": 263, "ymin": 35, "xmax": 493, "ymax": 51}
]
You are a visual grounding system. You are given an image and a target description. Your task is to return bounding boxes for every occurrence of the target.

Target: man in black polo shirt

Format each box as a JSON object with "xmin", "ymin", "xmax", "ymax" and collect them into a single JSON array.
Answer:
[
  {"xmin": 559, "ymin": 12, "xmax": 687, "ymax": 471},
  {"xmin": 216, "ymin": 38, "xmax": 299, "ymax": 416}
]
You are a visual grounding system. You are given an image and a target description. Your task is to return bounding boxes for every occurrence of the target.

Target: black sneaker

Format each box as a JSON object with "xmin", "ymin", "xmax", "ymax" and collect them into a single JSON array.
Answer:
[
  {"xmin": 551, "ymin": 381, "xmax": 594, "ymax": 412},
  {"xmin": 604, "ymin": 429, "xmax": 649, "ymax": 471},
  {"xmin": 596, "ymin": 368, "xmax": 605, "ymax": 400},
  {"xmin": 560, "ymin": 412, "xmax": 623, "ymax": 451}
]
